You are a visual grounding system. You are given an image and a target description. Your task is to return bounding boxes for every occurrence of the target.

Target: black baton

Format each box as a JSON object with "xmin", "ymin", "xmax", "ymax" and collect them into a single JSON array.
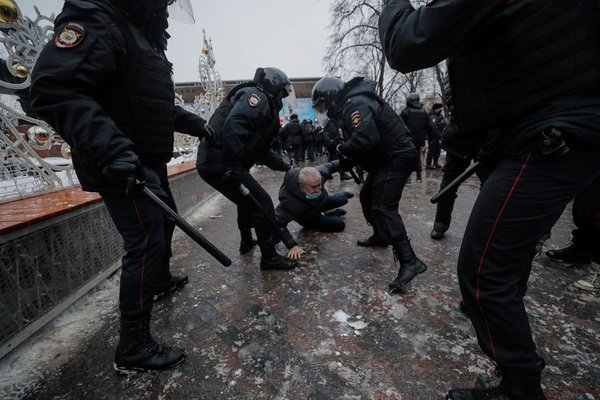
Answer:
[
  {"xmin": 238, "ymin": 184, "xmax": 284, "ymax": 234},
  {"xmin": 347, "ymin": 168, "xmax": 362, "ymax": 185},
  {"xmin": 430, "ymin": 161, "xmax": 480, "ymax": 204},
  {"xmin": 139, "ymin": 181, "xmax": 232, "ymax": 267}
]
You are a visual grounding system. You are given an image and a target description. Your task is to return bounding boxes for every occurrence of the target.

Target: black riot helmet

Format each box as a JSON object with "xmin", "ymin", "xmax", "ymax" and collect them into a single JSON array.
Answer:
[
  {"xmin": 311, "ymin": 77, "xmax": 344, "ymax": 124},
  {"xmin": 406, "ymin": 92, "xmax": 421, "ymax": 107},
  {"xmin": 253, "ymin": 67, "xmax": 294, "ymax": 111}
]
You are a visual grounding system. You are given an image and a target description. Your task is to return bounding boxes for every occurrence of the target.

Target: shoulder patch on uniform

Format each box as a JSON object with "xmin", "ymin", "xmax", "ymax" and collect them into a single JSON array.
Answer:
[
  {"xmin": 55, "ymin": 22, "xmax": 86, "ymax": 49},
  {"xmin": 351, "ymin": 111, "xmax": 362, "ymax": 128},
  {"xmin": 248, "ymin": 94, "xmax": 261, "ymax": 107}
]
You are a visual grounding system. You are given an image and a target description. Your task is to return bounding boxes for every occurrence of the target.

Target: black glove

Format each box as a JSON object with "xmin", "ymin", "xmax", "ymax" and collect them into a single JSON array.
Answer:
[
  {"xmin": 139, "ymin": 165, "xmax": 168, "ymax": 198},
  {"xmin": 223, "ymin": 169, "xmax": 243, "ymax": 183},
  {"xmin": 338, "ymin": 154, "xmax": 355, "ymax": 171},
  {"xmin": 102, "ymin": 150, "xmax": 140, "ymax": 182},
  {"xmin": 202, "ymin": 123, "xmax": 216, "ymax": 143}
]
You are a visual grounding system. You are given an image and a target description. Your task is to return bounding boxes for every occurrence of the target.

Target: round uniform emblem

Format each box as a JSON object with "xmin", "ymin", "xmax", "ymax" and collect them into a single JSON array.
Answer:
[
  {"xmin": 55, "ymin": 22, "xmax": 86, "ymax": 49},
  {"xmin": 351, "ymin": 111, "xmax": 362, "ymax": 128},
  {"xmin": 248, "ymin": 94, "xmax": 261, "ymax": 107}
]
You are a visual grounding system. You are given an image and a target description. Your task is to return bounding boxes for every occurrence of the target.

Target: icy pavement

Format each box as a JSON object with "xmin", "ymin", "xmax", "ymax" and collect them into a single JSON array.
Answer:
[{"xmin": 1, "ymin": 159, "xmax": 598, "ymax": 400}]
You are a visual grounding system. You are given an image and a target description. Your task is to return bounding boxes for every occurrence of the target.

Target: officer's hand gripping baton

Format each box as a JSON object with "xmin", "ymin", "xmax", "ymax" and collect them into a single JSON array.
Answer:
[
  {"xmin": 430, "ymin": 161, "xmax": 479, "ymax": 204},
  {"xmin": 138, "ymin": 180, "xmax": 232, "ymax": 267}
]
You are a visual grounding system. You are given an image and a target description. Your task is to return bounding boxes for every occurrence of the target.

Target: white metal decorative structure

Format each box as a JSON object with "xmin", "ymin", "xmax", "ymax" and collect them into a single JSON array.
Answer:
[
  {"xmin": 172, "ymin": 29, "xmax": 224, "ymax": 162},
  {"xmin": 0, "ymin": 1, "xmax": 77, "ymax": 203}
]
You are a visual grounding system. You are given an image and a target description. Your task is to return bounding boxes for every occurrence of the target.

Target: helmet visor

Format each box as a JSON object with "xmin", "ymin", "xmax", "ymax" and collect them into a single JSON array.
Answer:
[
  {"xmin": 168, "ymin": 0, "xmax": 195, "ymax": 24},
  {"xmin": 312, "ymin": 97, "xmax": 328, "ymax": 115}
]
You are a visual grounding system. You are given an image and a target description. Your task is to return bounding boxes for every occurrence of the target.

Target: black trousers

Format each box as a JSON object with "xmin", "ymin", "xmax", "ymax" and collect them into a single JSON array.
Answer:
[
  {"xmin": 458, "ymin": 148, "xmax": 600, "ymax": 370},
  {"xmin": 570, "ymin": 173, "xmax": 600, "ymax": 262},
  {"xmin": 304, "ymin": 142, "xmax": 315, "ymax": 161},
  {"xmin": 101, "ymin": 165, "xmax": 175, "ymax": 320},
  {"xmin": 426, "ymin": 140, "xmax": 441, "ymax": 166},
  {"xmin": 434, "ymin": 152, "xmax": 488, "ymax": 227},
  {"xmin": 199, "ymin": 169, "xmax": 277, "ymax": 256},
  {"xmin": 290, "ymin": 144, "xmax": 303, "ymax": 163},
  {"xmin": 359, "ymin": 153, "xmax": 417, "ymax": 244}
]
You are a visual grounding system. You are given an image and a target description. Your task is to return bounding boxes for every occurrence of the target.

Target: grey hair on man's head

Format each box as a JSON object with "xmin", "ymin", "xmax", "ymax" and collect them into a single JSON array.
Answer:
[{"xmin": 298, "ymin": 167, "xmax": 321, "ymax": 188}]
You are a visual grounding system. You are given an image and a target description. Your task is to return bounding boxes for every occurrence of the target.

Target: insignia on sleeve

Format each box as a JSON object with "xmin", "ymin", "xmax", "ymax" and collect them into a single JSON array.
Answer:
[
  {"xmin": 55, "ymin": 22, "xmax": 86, "ymax": 49},
  {"xmin": 248, "ymin": 94, "xmax": 261, "ymax": 107},
  {"xmin": 351, "ymin": 111, "xmax": 362, "ymax": 128}
]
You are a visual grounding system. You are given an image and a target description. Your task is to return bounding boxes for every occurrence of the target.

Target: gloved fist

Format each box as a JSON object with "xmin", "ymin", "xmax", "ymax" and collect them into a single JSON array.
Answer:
[
  {"xmin": 102, "ymin": 150, "xmax": 140, "ymax": 182},
  {"xmin": 339, "ymin": 154, "xmax": 355, "ymax": 171},
  {"xmin": 223, "ymin": 169, "xmax": 242, "ymax": 183}
]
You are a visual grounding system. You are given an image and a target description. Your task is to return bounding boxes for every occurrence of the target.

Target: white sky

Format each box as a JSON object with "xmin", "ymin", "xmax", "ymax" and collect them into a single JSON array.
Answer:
[{"xmin": 16, "ymin": 0, "xmax": 332, "ymax": 82}]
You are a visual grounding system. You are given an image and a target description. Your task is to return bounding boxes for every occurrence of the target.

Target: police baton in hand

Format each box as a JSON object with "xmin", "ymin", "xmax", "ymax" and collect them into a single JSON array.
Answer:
[
  {"xmin": 237, "ymin": 183, "xmax": 283, "ymax": 234},
  {"xmin": 137, "ymin": 180, "xmax": 232, "ymax": 267},
  {"xmin": 430, "ymin": 161, "xmax": 479, "ymax": 204},
  {"xmin": 347, "ymin": 168, "xmax": 362, "ymax": 185},
  {"xmin": 337, "ymin": 151, "xmax": 362, "ymax": 185}
]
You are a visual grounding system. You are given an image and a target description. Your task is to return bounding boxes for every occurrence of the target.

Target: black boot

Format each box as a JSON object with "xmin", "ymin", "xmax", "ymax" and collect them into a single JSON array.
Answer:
[
  {"xmin": 114, "ymin": 317, "xmax": 186, "ymax": 373},
  {"xmin": 239, "ymin": 238, "xmax": 258, "ymax": 254},
  {"xmin": 431, "ymin": 222, "xmax": 449, "ymax": 240},
  {"xmin": 153, "ymin": 274, "xmax": 189, "ymax": 301},
  {"xmin": 446, "ymin": 386, "xmax": 510, "ymax": 399},
  {"xmin": 324, "ymin": 209, "xmax": 347, "ymax": 217},
  {"xmin": 260, "ymin": 253, "xmax": 298, "ymax": 271},
  {"xmin": 447, "ymin": 360, "xmax": 546, "ymax": 400},
  {"xmin": 389, "ymin": 240, "xmax": 428, "ymax": 293},
  {"xmin": 545, "ymin": 242, "xmax": 592, "ymax": 264},
  {"xmin": 357, "ymin": 235, "xmax": 388, "ymax": 247}
]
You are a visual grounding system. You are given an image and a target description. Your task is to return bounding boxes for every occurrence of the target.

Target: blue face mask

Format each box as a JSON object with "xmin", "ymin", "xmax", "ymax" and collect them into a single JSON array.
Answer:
[{"xmin": 305, "ymin": 191, "xmax": 321, "ymax": 200}]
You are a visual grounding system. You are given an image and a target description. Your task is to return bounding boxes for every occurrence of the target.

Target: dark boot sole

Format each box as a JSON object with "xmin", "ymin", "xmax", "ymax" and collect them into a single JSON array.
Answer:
[
  {"xmin": 153, "ymin": 276, "xmax": 189, "ymax": 301},
  {"xmin": 388, "ymin": 263, "xmax": 428, "ymax": 293},
  {"xmin": 113, "ymin": 353, "xmax": 187, "ymax": 375}
]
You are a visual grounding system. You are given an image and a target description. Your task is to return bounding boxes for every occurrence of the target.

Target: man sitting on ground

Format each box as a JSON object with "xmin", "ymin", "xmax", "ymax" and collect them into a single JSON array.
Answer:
[{"xmin": 275, "ymin": 160, "xmax": 354, "ymax": 259}]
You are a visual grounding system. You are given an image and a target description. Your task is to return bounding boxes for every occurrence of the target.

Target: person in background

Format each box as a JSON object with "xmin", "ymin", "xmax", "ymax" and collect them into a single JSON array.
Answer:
[
  {"xmin": 425, "ymin": 103, "xmax": 444, "ymax": 169},
  {"xmin": 401, "ymin": 92, "xmax": 434, "ymax": 183}
]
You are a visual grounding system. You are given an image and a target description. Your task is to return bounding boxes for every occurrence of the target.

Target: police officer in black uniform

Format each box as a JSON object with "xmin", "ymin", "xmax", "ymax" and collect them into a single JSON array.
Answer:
[
  {"xmin": 312, "ymin": 76, "xmax": 428, "ymax": 293},
  {"xmin": 430, "ymin": 78, "xmax": 490, "ymax": 240},
  {"xmin": 400, "ymin": 92, "xmax": 433, "ymax": 182},
  {"xmin": 281, "ymin": 113, "xmax": 304, "ymax": 166},
  {"xmin": 380, "ymin": 1, "xmax": 600, "ymax": 398},
  {"xmin": 30, "ymin": 0, "xmax": 211, "ymax": 373},
  {"xmin": 196, "ymin": 67, "xmax": 298, "ymax": 271},
  {"xmin": 426, "ymin": 103, "xmax": 444, "ymax": 169}
]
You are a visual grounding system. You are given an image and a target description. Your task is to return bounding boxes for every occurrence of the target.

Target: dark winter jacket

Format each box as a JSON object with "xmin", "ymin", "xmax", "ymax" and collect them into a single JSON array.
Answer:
[
  {"xmin": 281, "ymin": 116, "xmax": 303, "ymax": 147},
  {"xmin": 428, "ymin": 110, "xmax": 444, "ymax": 143},
  {"xmin": 196, "ymin": 83, "xmax": 289, "ymax": 174},
  {"xmin": 31, "ymin": 0, "xmax": 208, "ymax": 193},
  {"xmin": 337, "ymin": 78, "xmax": 416, "ymax": 172},
  {"xmin": 275, "ymin": 160, "xmax": 340, "ymax": 248},
  {"xmin": 379, "ymin": 0, "xmax": 600, "ymax": 151},
  {"xmin": 401, "ymin": 104, "xmax": 433, "ymax": 149}
]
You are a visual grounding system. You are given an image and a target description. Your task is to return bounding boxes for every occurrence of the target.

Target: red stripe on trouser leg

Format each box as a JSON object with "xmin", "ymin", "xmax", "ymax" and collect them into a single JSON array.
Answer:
[{"xmin": 475, "ymin": 152, "xmax": 531, "ymax": 360}]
